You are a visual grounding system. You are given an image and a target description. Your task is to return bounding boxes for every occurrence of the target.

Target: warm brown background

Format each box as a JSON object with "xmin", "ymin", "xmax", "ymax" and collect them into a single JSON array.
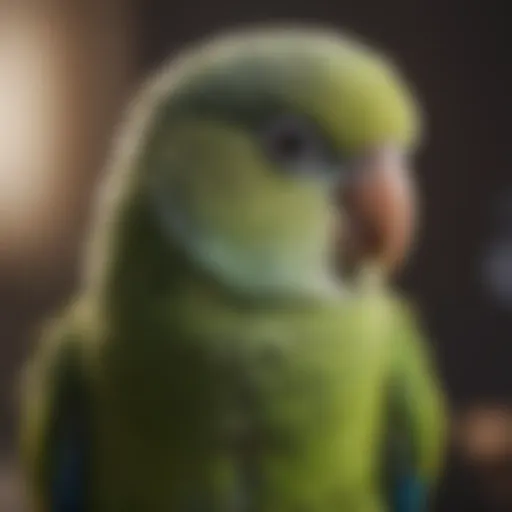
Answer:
[{"xmin": 0, "ymin": 0, "xmax": 510, "ymax": 510}]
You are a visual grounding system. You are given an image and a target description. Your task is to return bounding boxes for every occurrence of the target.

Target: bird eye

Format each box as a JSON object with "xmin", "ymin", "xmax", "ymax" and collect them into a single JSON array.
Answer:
[{"xmin": 263, "ymin": 116, "xmax": 328, "ymax": 171}]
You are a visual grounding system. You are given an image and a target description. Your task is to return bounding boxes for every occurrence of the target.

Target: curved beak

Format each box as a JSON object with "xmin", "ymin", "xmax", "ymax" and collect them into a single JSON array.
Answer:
[{"xmin": 340, "ymin": 145, "xmax": 417, "ymax": 273}]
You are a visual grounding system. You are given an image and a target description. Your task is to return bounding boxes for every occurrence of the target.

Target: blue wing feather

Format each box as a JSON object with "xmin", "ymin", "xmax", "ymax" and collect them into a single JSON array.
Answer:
[
  {"xmin": 51, "ymin": 418, "xmax": 87, "ymax": 512},
  {"xmin": 393, "ymin": 473, "xmax": 427, "ymax": 512}
]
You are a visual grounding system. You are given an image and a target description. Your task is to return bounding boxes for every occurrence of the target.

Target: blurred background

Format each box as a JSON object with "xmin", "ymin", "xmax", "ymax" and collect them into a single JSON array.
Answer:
[{"xmin": 0, "ymin": 0, "xmax": 510, "ymax": 510}]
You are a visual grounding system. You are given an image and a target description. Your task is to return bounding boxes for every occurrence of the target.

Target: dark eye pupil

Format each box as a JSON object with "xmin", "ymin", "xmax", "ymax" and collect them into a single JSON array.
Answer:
[
  {"xmin": 263, "ymin": 116, "xmax": 332, "ymax": 172},
  {"xmin": 272, "ymin": 129, "xmax": 306, "ymax": 159},
  {"xmin": 267, "ymin": 123, "xmax": 314, "ymax": 165}
]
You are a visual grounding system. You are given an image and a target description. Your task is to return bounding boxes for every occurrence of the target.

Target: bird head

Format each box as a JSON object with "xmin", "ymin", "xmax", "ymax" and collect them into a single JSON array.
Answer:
[{"xmin": 93, "ymin": 25, "xmax": 422, "ymax": 301}]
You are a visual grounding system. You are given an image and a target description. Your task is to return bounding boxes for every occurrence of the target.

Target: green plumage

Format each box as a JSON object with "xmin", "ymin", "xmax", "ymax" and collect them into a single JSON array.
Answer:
[{"xmin": 20, "ymin": 25, "xmax": 445, "ymax": 512}]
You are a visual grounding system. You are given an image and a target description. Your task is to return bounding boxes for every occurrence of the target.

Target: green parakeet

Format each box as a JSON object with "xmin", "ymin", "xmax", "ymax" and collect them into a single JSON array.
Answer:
[{"xmin": 20, "ymin": 25, "xmax": 446, "ymax": 512}]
